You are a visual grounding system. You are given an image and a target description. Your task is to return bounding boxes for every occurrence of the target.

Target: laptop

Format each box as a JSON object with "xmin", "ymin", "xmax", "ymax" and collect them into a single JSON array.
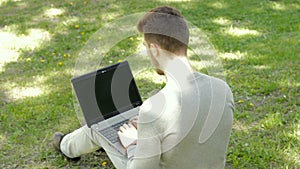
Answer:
[{"xmin": 71, "ymin": 61, "xmax": 143, "ymax": 155}]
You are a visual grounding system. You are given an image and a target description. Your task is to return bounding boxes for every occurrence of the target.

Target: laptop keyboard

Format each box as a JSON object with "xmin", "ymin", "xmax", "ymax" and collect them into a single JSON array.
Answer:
[{"xmin": 98, "ymin": 120, "xmax": 128, "ymax": 144}]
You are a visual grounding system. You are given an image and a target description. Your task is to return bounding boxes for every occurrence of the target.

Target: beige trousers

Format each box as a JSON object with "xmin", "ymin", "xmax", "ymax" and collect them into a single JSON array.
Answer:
[{"xmin": 60, "ymin": 125, "xmax": 128, "ymax": 169}]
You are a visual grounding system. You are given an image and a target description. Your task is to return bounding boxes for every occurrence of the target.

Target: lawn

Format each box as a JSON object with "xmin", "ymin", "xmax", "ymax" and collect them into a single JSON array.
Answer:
[{"xmin": 0, "ymin": 0, "xmax": 299, "ymax": 168}]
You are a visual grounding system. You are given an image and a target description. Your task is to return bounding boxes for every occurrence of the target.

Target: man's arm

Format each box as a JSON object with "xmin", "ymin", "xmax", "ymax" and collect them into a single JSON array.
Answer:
[
  {"xmin": 119, "ymin": 96, "xmax": 165, "ymax": 169},
  {"xmin": 125, "ymin": 121, "xmax": 161, "ymax": 169},
  {"xmin": 118, "ymin": 114, "xmax": 162, "ymax": 169}
]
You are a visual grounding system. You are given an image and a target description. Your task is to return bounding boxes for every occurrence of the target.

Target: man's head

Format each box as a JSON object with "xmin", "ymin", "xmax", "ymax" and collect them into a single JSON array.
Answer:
[{"xmin": 137, "ymin": 6, "xmax": 190, "ymax": 75}]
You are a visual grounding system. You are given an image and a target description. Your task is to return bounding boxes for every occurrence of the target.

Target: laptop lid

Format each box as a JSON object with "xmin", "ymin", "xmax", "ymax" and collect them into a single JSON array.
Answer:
[{"xmin": 72, "ymin": 61, "xmax": 143, "ymax": 127}]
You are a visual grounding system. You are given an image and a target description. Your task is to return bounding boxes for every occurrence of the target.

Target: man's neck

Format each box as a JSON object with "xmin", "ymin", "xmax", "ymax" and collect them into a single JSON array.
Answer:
[{"xmin": 162, "ymin": 57, "xmax": 194, "ymax": 89}]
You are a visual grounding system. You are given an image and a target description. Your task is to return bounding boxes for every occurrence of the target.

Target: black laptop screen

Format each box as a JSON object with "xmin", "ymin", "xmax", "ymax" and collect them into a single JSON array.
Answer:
[
  {"xmin": 95, "ymin": 62, "xmax": 142, "ymax": 119},
  {"xmin": 72, "ymin": 61, "xmax": 142, "ymax": 127}
]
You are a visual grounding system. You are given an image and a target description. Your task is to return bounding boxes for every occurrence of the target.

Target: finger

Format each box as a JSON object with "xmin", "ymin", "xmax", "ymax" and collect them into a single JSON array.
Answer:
[
  {"xmin": 129, "ymin": 118, "xmax": 137, "ymax": 124},
  {"xmin": 129, "ymin": 119, "xmax": 137, "ymax": 125},
  {"xmin": 119, "ymin": 125, "xmax": 126, "ymax": 132},
  {"xmin": 123, "ymin": 123, "xmax": 129, "ymax": 129},
  {"xmin": 129, "ymin": 121, "xmax": 138, "ymax": 129},
  {"xmin": 128, "ymin": 123, "xmax": 134, "ymax": 128},
  {"xmin": 118, "ymin": 131, "xmax": 125, "ymax": 138},
  {"xmin": 132, "ymin": 123, "xmax": 138, "ymax": 129}
]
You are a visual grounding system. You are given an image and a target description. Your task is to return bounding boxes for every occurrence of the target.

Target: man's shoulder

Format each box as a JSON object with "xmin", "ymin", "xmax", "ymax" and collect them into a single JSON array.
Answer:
[
  {"xmin": 138, "ymin": 90, "xmax": 166, "ymax": 122},
  {"xmin": 193, "ymin": 72, "xmax": 231, "ymax": 90}
]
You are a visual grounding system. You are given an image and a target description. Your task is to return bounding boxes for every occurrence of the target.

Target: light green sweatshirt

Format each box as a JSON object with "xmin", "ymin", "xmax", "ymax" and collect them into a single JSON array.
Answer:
[{"xmin": 127, "ymin": 72, "xmax": 234, "ymax": 169}]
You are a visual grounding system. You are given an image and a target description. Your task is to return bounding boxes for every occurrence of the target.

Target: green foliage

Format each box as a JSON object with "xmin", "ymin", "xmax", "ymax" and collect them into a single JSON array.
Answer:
[{"xmin": 0, "ymin": 0, "xmax": 299, "ymax": 168}]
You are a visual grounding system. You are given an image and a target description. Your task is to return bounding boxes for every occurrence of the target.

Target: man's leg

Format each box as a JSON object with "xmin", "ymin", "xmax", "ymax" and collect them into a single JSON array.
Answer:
[
  {"xmin": 58, "ymin": 125, "xmax": 128, "ymax": 169},
  {"xmin": 60, "ymin": 125, "xmax": 100, "ymax": 158}
]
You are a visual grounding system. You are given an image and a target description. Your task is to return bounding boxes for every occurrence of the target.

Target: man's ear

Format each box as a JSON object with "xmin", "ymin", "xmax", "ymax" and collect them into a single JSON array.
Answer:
[{"xmin": 149, "ymin": 43, "xmax": 160, "ymax": 57}]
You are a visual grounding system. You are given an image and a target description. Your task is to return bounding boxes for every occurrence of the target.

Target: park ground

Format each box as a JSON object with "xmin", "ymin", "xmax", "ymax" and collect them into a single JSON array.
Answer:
[{"xmin": 0, "ymin": 0, "xmax": 299, "ymax": 168}]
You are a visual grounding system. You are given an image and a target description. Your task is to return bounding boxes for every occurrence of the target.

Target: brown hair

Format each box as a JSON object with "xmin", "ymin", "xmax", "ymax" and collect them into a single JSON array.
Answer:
[{"xmin": 137, "ymin": 6, "xmax": 189, "ymax": 55}]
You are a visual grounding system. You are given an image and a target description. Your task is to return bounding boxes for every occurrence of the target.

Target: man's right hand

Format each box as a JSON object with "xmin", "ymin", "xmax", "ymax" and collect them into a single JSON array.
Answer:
[{"xmin": 128, "ymin": 116, "xmax": 138, "ymax": 129}]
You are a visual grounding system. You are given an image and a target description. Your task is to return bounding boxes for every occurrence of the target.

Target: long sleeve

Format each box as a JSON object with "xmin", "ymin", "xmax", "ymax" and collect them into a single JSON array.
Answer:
[
  {"xmin": 126, "ymin": 135, "xmax": 161, "ymax": 169},
  {"xmin": 126, "ymin": 97, "xmax": 163, "ymax": 169}
]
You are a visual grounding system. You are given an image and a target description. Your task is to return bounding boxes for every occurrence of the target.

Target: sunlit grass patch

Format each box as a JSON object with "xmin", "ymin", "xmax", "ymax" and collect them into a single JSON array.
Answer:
[
  {"xmin": 225, "ymin": 26, "xmax": 261, "ymax": 37},
  {"xmin": 212, "ymin": 17, "xmax": 232, "ymax": 26},
  {"xmin": 44, "ymin": 8, "xmax": 65, "ymax": 17}
]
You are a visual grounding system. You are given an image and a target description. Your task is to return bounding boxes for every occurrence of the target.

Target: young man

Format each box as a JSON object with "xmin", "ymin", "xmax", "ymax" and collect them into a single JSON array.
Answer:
[{"xmin": 53, "ymin": 6, "xmax": 234, "ymax": 169}]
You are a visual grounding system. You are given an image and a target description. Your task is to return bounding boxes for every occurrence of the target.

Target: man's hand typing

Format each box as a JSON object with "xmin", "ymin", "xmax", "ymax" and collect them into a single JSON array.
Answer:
[{"xmin": 118, "ymin": 123, "xmax": 137, "ymax": 149}]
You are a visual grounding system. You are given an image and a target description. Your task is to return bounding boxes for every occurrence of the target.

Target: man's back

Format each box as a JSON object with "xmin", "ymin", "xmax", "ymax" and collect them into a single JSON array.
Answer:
[
  {"xmin": 133, "ymin": 72, "xmax": 234, "ymax": 169},
  {"xmin": 160, "ymin": 72, "xmax": 234, "ymax": 168}
]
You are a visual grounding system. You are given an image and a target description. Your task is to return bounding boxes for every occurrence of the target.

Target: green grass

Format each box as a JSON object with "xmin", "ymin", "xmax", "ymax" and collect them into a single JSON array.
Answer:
[{"xmin": 0, "ymin": 0, "xmax": 299, "ymax": 168}]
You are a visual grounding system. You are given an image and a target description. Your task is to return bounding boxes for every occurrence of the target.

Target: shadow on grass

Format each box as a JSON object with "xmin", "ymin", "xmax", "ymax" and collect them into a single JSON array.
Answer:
[{"xmin": 0, "ymin": 0, "xmax": 299, "ymax": 168}]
